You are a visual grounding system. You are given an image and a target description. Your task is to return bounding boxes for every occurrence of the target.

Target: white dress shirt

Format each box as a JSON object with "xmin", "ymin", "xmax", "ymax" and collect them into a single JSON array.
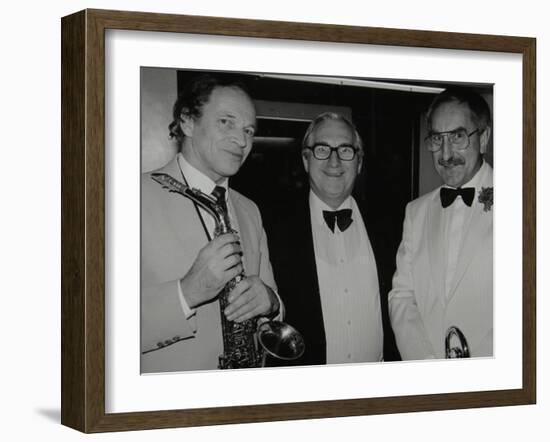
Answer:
[{"xmin": 309, "ymin": 191, "xmax": 383, "ymax": 363}]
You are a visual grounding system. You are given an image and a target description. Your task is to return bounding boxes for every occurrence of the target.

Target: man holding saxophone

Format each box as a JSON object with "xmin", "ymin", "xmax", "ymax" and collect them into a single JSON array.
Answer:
[
  {"xmin": 140, "ymin": 75, "xmax": 282, "ymax": 373},
  {"xmin": 389, "ymin": 87, "xmax": 493, "ymax": 360}
]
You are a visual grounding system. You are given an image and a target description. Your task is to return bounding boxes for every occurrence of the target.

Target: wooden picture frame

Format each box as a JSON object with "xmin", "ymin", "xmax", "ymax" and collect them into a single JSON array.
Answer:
[{"xmin": 61, "ymin": 8, "xmax": 536, "ymax": 433}]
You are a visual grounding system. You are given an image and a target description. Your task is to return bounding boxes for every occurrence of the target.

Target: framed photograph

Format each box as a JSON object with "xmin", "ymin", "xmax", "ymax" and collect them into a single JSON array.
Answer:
[{"xmin": 61, "ymin": 9, "xmax": 536, "ymax": 433}]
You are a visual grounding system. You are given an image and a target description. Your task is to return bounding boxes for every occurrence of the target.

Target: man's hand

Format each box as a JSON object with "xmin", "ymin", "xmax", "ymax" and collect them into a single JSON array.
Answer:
[
  {"xmin": 224, "ymin": 276, "xmax": 279, "ymax": 322},
  {"xmin": 179, "ymin": 233, "xmax": 243, "ymax": 309}
]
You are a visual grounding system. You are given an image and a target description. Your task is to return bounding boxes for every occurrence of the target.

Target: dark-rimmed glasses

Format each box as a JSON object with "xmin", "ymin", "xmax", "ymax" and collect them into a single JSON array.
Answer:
[{"xmin": 305, "ymin": 143, "xmax": 359, "ymax": 161}]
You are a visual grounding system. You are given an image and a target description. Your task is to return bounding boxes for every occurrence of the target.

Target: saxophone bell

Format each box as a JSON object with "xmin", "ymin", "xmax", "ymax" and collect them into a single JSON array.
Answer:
[{"xmin": 257, "ymin": 320, "xmax": 305, "ymax": 361}]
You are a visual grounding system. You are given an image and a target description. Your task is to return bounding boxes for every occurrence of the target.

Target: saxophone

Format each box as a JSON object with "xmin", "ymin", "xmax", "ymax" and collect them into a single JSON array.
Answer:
[{"xmin": 151, "ymin": 172, "xmax": 305, "ymax": 369}]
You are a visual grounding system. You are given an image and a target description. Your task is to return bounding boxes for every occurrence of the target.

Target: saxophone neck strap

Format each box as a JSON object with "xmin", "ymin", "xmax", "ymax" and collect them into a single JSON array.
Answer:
[{"xmin": 176, "ymin": 155, "xmax": 212, "ymax": 242}]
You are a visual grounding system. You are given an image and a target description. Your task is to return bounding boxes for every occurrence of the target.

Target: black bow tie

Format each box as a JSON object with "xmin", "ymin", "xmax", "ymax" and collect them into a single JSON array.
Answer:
[
  {"xmin": 322, "ymin": 209, "xmax": 353, "ymax": 233},
  {"xmin": 440, "ymin": 187, "xmax": 475, "ymax": 208}
]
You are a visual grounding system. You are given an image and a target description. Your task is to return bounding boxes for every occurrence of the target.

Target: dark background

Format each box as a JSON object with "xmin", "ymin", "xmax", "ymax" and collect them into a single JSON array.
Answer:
[{"xmin": 177, "ymin": 70, "xmax": 492, "ymax": 361}]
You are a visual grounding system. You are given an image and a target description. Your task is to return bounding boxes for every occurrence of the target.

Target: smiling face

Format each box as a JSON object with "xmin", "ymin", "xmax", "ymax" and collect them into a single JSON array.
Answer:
[
  {"xmin": 430, "ymin": 100, "xmax": 490, "ymax": 188},
  {"xmin": 302, "ymin": 118, "xmax": 363, "ymax": 209},
  {"xmin": 179, "ymin": 86, "xmax": 256, "ymax": 183}
]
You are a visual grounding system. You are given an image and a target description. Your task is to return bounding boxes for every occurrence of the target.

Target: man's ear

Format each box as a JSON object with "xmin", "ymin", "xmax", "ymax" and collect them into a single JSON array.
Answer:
[
  {"xmin": 480, "ymin": 126, "xmax": 491, "ymax": 154},
  {"xmin": 357, "ymin": 150, "xmax": 364, "ymax": 175},
  {"xmin": 179, "ymin": 112, "xmax": 194, "ymax": 137},
  {"xmin": 301, "ymin": 149, "xmax": 310, "ymax": 174}
]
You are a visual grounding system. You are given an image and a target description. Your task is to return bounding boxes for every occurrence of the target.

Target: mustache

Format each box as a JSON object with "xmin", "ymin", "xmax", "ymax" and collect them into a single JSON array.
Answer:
[{"xmin": 438, "ymin": 157, "xmax": 465, "ymax": 167}]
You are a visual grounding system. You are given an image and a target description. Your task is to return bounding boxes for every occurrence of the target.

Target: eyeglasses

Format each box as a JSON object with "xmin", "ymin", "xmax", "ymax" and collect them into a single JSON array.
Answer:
[
  {"xmin": 425, "ymin": 128, "xmax": 480, "ymax": 152},
  {"xmin": 305, "ymin": 143, "xmax": 359, "ymax": 161}
]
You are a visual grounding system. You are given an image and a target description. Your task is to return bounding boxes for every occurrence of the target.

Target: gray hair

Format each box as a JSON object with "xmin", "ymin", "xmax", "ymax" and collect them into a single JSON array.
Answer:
[
  {"xmin": 302, "ymin": 112, "xmax": 363, "ymax": 152},
  {"xmin": 426, "ymin": 87, "xmax": 491, "ymax": 132}
]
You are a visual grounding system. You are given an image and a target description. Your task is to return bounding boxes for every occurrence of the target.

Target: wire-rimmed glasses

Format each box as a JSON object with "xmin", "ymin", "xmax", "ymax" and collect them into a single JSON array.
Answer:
[{"xmin": 425, "ymin": 128, "xmax": 480, "ymax": 152}]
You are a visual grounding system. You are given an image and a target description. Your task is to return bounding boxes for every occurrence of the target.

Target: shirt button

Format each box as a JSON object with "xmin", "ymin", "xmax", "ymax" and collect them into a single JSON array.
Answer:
[
  {"xmin": 347, "ymin": 320, "xmax": 351, "ymax": 326},
  {"xmin": 340, "ymin": 259, "xmax": 344, "ymax": 264},
  {"xmin": 347, "ymin": 354, "xmax": 351, "ymax": 359},
  {"xmin": 344, "ymin": 288, "xmax": 348, "ymax": 294}
]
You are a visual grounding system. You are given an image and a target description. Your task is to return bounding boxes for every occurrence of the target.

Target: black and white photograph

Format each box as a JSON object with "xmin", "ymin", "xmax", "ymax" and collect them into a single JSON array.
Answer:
[
  {"xmin": 140, "ymin": 67, "xmax": 494, "ymax": 374},
  {"xmin": 3, "ymin": 0, "xmax": 547, "ymax": 439},
  {"xmin": 55, "ymin": 5, "xmax": 537, "ymax": 436}
]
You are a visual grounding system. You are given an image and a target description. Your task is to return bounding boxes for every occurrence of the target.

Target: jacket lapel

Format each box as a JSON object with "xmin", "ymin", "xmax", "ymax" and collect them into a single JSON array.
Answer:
[
  {"xmin": 301, "ymin": 197, "xmax": 322, "ymax": 309},
  {"xmin": 448, "ymin": 166, "xmax": 493, "ymax": 300},
  {"xmin": 154, "ymin": 155, "xmax": 211, "ymax": 247},
  {"xmin": 296, "ymin": 195, "xmax": 326, "ymax": 363},
  {"xmin": 427, "ymin": 191, "xmax": 446, "ymax": 303},
  {"xmin": 229, "ymin": 192, "xmax": 253, "ymax": 273}
]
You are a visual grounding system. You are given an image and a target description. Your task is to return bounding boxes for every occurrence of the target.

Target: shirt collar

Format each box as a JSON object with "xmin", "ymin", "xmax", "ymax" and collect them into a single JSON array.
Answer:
[
  {"xmin": 464, "ymin": 160, "xmax": 488, "ymax": 189},
  {"xmin": 176, "ymin": 153, "xmax": 229, "ymax": 201},
  {"xmin": 309, "ymin": 190, "xmax": 353, "ymax": 225}
]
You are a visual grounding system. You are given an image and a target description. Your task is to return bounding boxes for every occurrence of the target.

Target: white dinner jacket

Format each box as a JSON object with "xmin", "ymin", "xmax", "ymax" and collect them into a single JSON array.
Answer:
[
  {"xmin": 389, "ymin": 164, "xmax": 493, "ymax": 360},
  {"xmin": 140, "ymin": 156, "xmax": 277, "ymax": 373}
]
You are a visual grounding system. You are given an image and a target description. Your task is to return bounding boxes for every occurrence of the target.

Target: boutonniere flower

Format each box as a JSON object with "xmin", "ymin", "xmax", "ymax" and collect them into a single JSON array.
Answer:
[{"xmin": 478, "ymin": 187, "xmax": 493, "ymax": 212}]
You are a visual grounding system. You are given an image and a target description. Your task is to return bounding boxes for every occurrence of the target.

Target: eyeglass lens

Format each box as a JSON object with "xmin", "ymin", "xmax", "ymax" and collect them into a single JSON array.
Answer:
[{"xmin": 312, "ymin": 144, "xmax": 356, "ymax": 160}]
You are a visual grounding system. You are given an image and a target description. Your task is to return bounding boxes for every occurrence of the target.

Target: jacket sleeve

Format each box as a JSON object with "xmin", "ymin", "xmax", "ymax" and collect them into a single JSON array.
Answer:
[
  {"xmin": 140, "ymin": 174, "xmax": 198, "ymax": 354},
  {"xmin": 141, "ymin": 279, "xmax": 197, "ymax": 353},
  {"xmin": 388, "ymin": 202, "xmax": 436, "ymax": 360},
  {"xmin": 257, "ymin": 210, "xmax": 285, "ymax": 321}
]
